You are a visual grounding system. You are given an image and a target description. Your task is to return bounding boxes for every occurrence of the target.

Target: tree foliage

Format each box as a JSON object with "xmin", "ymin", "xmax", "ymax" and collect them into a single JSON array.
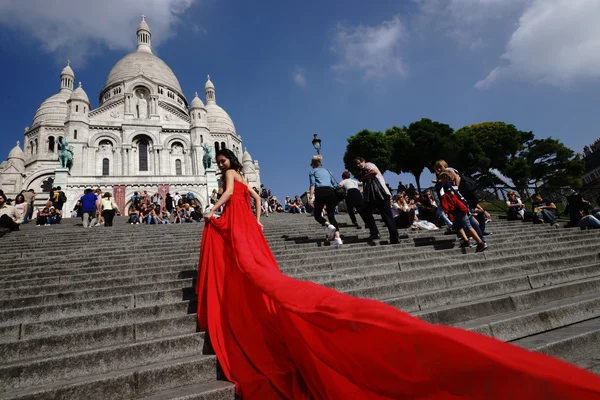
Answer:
[
  {"xmin": 387, "ymin": 119, "xmax": 455, "ymax": 192},
  {"xmin": 344, "ymin": 119, "xmax": 584, "ymax": 194},
  {"xmin": 453, "ymin": 122, "xmax": 533, "ymax": 175},
  {"xmin": 342, "ymin": 129, "xmax": 394, "ymax": 175},
  {"xmin": 502, "ymin": 138, "xmax": 585, "ymax": 192}
]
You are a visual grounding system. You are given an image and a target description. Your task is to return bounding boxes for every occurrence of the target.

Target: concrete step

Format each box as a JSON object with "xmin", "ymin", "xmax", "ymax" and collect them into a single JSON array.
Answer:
[
  {"xmin": 1, "ymin": 354, "xmax": 220, "ymax": 400},
  {"xmin": 140, "ymin": 381, "xmax": 236, "ymax": 400},
  {"xmin": 0, "ymin": 278, "xmax": 194, "ymax": 310},
  {"xmin": 0, "ymin": 332, "xmax": 204, "ymax": 392},
  {"xmin": 458, "ymin": 291, "xmax": 600, "ymax": 343},
  {"xmin": 0, "ymin": 314, "xmax": 197, "ymax": 364},
  {"xmin": 0, "ymin": 269, "xmax": 196, "ymax": 298},
  {"xmin": 0, "ymin": 286, "xmax": 195, "ymax": 327},
  {"xmin": 0, "ymin": 301, "xmax": 194, "ymax": 343},
  {"xmin": 513, "ymin": 316, "xmax": 600, "ymax": 369}
]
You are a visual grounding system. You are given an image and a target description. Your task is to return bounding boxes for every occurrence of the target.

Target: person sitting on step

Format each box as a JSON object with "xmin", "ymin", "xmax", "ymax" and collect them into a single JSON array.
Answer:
[
  {"xmin": 531, "ymin": 193, "xmax": 558, "ymax": 226},
  {"xmin": 35, "ymin": 206, "xmax": 51, "ymax": 226},
  {"xmin": 506, "ymin": 191, "xmax": 525, "ymax": 220},
  {"xmin": 563, "ymin": 192, "xmax": 600, "ymax": 229}
]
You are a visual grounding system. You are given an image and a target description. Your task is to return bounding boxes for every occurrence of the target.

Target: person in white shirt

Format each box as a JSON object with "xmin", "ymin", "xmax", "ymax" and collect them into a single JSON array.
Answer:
[
  {"xmin": 0, "ymin": 192, "xmax": 20, "ymax": 231},
  {"xmin": 173, "ymin": 192, "xmax": 182, "ymax": 207},
  {"xmin": 339, "ymin": 171, "xmax": 365, "ymax": 229}
]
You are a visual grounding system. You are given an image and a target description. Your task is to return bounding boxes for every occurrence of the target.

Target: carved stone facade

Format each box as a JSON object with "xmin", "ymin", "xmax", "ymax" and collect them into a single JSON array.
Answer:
[{"xmin": 0, "ymin": 17, "xmax": 261, "ymax": 214}]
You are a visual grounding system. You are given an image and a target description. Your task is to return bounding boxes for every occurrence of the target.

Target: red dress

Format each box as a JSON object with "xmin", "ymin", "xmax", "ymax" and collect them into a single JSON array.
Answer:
[{"xmin": 197, "ymin": 181, "xmax": 600, "ymax": 399}]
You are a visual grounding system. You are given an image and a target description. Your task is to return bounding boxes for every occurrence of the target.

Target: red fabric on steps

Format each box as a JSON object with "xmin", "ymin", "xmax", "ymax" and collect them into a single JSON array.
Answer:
[{"xmin": 196, "ymin": 181, "xmax": 600, "ymax": 399}]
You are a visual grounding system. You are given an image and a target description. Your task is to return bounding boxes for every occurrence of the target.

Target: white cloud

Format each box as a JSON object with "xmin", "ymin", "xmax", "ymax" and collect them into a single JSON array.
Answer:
[
  {"xmin": 414, "ymin": 0, "xmax": 527, "ymax": 48},
  {"xmin": 293, "ymin": 69, "xmax": 307, "ymax": 87},
  {"xmin": 476, "ymin": 0, "xmax": 600, "ymax": 89},
  {"xmin": 0, "ymin": 0, "xmax": 198, "ymax": 64},
  {"xmin": 331, "ymin": 16, "xmax": 408, "ymax": 80}
]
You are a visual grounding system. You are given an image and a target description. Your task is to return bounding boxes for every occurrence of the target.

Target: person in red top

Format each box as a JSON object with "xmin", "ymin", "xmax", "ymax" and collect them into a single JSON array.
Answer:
[{"xmin": 439, "ymin": 171, "xmax": 487, "ymax": 252}]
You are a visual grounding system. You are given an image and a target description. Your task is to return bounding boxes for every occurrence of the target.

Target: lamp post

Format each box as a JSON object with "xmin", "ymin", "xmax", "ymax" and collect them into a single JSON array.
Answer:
[{"xmin": 312, "ymin": 134, "xmax": 322, "ymax": 155}]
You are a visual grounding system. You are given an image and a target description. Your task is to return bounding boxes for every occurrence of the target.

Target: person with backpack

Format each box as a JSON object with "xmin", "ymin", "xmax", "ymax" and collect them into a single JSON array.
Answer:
[
  {"xmin": 433, "ymin": 160, "xmax": 487, "ymax": 241},
  {"xmin": 52, "ymin": 186, "xmax": 67, "ymax": 217}
]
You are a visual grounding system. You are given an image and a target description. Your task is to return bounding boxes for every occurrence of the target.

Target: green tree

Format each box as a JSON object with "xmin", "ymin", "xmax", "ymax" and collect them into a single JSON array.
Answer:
[
  {"xmin": 343, "ymin": 129, "xmax": 394, "ymax": 175},
  {"xmin": 502, "ymin": 137, "xmax": 583, "ymax": 193},
  {"xmin": 453, "ymin": 122, "xmax": 534, "ymax": 175},
  {"xmin": 388, "ymin": 118, "xmax": 455, "ymax": 192}
]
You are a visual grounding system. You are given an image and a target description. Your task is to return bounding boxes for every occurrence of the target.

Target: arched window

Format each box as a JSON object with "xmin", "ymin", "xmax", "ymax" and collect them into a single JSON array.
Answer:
[
  {"xmin": 84, "ymin": 107, "xmax": 86, "ymax": 113},
  {"xmin": 139, "ymin": 141, "xmax": 149, "ymax": 171},
  {"xmin": 200, "ymin": 135, "xmax": 203, "ymax": 144},
  {"xmin": 34, "ymin": 139, "xmax": 38, "ymax": 154},
  {"xmin": 76, "ymin": 105, "xmax": 79, "ymax": 112},
  {"xmin": 102, "ymin": 158, "xmax": 109, "ymax": 176},
  {"xmin": 221, "ymin": 141, "xmax": 226, "ymax": 150},
  {"xmin": 29, "ymin": 141, "xmax": 33, "ymax": 155},
  {"xmin": 214, "ymin": 142, "xmax": 220, "ymax": 154},
  {"xmin": 74, "ymin": 130, "xmax": 78, "ymax": 140},
  {"xmin": 48, "ymin": 136, "xmax": 55, "ymax": 152},
  {"xmin": 175, "ymin": 159, "xmax": 182, "ymax": 175}
]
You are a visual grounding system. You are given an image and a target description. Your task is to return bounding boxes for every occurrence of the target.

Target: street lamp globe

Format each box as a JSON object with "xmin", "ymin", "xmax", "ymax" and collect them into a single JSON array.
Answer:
[{"xmin": 312, "ymin": 134, "xmax": 322, "ymax": 155}]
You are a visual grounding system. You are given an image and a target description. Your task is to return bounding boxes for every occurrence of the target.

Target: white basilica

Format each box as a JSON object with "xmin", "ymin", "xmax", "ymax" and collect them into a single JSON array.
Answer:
[{"xmin": 0, "ymin": 17, "xmax": 261, "ymax": 214}]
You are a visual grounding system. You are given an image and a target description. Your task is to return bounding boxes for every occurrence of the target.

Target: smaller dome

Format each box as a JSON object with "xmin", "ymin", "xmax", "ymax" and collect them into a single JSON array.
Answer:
[
  {"xmin": 206, "ymin": 103, "xmax": 236, "ymax": 134},
  {"xmin": 32, "ymin": 91, "xmax": 70, "ymax": 126},
  {"xmin": 137, "ymin": 16, "xmax": 150, "ymax": 32},
  {"xmin": 242, "ymin": 148, "xmax": 252, "ymax": 163},
  {"xmin": 61, "ymin": 60, "xmax": 74, "ymax": 77},
  {"xmin": 70, "ymin": 82, "xmax": 90, "ymax": 103},
  {"xmin": 190, "ymin": 92, "xmax": 204, "ymax": 109},
  {"xmin": 8, "ymin": 142, "xmax": 25, "ymax": 160},
  {"xmin": 205, "ymin": 75, "xmax": 215, "ymax": 90}
]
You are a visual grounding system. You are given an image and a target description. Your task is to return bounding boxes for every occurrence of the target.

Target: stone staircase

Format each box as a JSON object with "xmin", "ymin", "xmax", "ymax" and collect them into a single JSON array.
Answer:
[{"xmin": 1, "ymin": 213, "xmax": 599, "ymax": 399}]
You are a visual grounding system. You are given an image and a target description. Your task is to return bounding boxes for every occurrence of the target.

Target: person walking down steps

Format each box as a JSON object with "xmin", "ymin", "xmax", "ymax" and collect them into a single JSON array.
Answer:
[{"xmin": 308, "ymin": 155, "xmax": 343, "ymax": 247}]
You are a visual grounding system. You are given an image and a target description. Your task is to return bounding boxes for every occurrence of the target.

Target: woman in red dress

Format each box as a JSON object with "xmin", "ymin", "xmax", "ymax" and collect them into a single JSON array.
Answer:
[{"xmin": 197, "ymin": 149, "xmax": 600, "ymax": 399}]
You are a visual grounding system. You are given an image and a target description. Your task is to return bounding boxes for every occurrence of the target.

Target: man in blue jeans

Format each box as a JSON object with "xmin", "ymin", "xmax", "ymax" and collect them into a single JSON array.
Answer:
[{"xmin": 531, "ymin": 193, "xmax": 558, "ymax": 225}]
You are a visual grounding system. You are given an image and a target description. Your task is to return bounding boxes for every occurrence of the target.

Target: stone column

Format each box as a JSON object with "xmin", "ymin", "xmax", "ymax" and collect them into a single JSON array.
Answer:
[
  {"xmin": 124, "ymin": 94, "xmax": 134, "ymax": 118},
  {"xmin": 185, "ymin": 151, "xmax": 192, "ymax": 175},
  {"xmin": 153, "ymin": 150, "xmax": 159, "ymax": 175},
  {"xmin": 82, "ymin": 145, "xmax": 88, "ymax": 175},
  {"xmin": 150, "ymin": 95, "xmax": 160, "ymax": 120}
]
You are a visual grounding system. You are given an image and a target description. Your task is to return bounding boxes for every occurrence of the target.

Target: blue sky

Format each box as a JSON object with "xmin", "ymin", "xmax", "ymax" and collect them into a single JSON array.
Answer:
[{"xmin": 1, "ymin": 0, "xmax": 600, "ymax": 199}]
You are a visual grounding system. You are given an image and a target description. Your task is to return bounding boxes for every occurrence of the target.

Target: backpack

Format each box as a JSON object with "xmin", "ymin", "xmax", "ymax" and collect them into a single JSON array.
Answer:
[
  {"xmin": 458, "ymin": 174, "xmax": 478, "ymax": 209},
  {"xmin": 261, "ymin": 189, "xmax": 269, "ymax": 199},
  {"xmin": 58, "ymin": 191, "xmax": 67, "ymax": 203}
]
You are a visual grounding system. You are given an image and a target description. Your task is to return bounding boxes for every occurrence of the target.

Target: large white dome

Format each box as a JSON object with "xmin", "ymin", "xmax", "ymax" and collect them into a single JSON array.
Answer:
[{"xmin": 102, "ymin": 51, "xmax": 184, "ymax": 97}]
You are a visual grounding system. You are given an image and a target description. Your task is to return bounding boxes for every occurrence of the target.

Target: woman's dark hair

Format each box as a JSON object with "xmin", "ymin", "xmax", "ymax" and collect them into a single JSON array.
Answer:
[
  {"xmin": 353, "ymin": 157, "xmax": 365, "ymax": 163},
  {"xmin": 103, "ymin": 192, "xmax": 112, "ymax": 198},
  {"xmin": 569, "ymin": 192, "xmax": 583, "ymax": 204},
  {"xmin": 215, "ymin": 149, "xmax": 243, "ymax": 173},
  {"xmin": 15, "ymin": 194, "xmax": 25, "ymax": 203},
  {"xmin": 342, "ymin": 171, "xmax": 351, "ymax": 180}
]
